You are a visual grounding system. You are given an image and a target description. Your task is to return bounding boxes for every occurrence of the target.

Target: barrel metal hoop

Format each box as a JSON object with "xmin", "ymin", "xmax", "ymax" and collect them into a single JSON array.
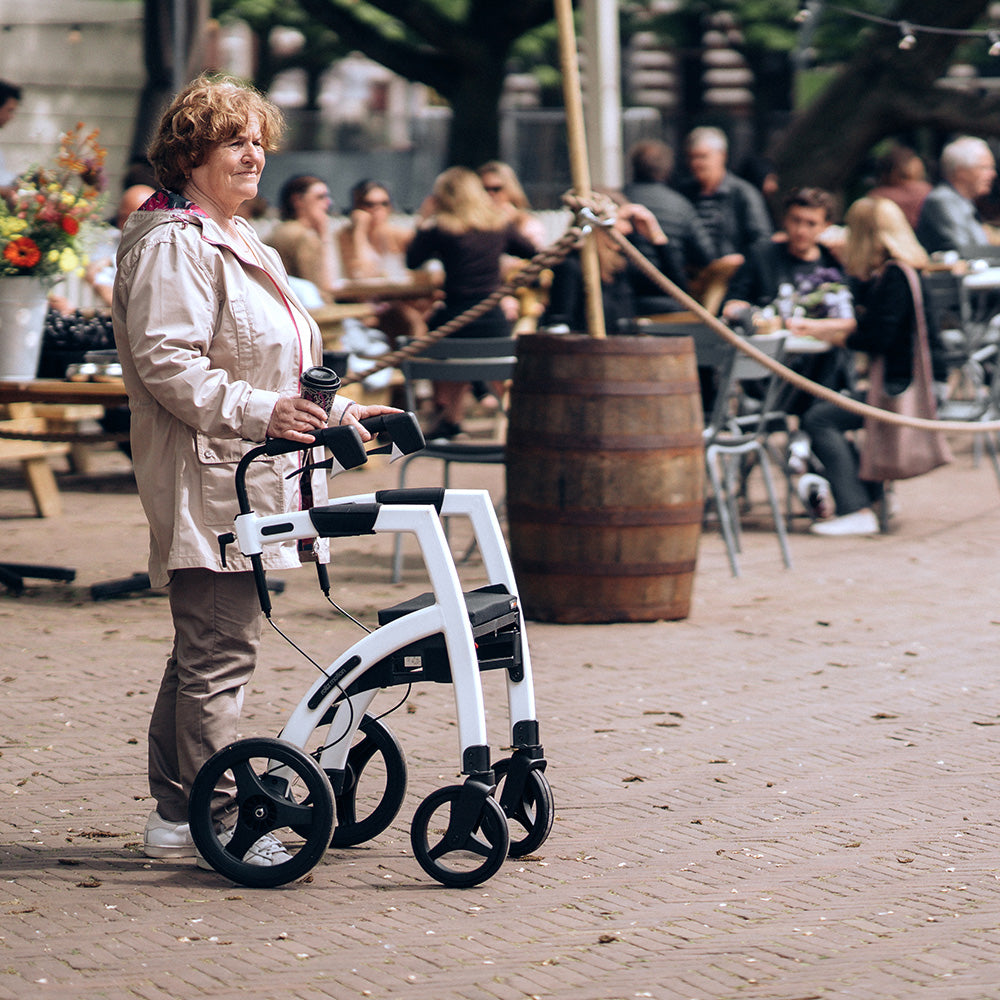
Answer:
[
  {"xmin": 515, "ymin": 559, "xmax": 698, "ymax": 577},
  {"xmin": 518, "ymin": 335, "xmax": 693, "ymax": 357},
  {"xmin": 507, "ymin": 430, "xmax": 704, "ymax": 450},
  {"xmin": 512, "ymin": 378, "xmax": 697, "ymax": 397},
  {"xmin": 507, "ymin": 503, "xmax": 702, "ymax": 526}
]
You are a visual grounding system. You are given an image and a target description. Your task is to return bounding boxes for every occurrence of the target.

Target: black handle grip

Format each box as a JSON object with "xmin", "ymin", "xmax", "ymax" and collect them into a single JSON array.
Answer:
[
  {"xmin": 357, "ymin": 411, "xmax": 425, "ymax": 455},
  {"xmin": 263, "ymin": 424, "xmax": 364, "ymax": 458}
]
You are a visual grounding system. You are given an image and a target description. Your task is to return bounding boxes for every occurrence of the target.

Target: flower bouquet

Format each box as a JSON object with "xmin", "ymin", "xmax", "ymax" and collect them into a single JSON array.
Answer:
[{"xmin": 0, "ymin": 123, "xmax": 107, "ymax": 280}]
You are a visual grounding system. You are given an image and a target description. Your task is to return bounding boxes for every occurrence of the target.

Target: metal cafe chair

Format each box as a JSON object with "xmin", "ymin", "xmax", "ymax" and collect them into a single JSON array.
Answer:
[
  {"xmin": 391, "ymin": 336, "xmax": 518, "ymax": 582},
  {"xmin": 645, "ymin": 322, "xmax": 793, "ymax": 576}
]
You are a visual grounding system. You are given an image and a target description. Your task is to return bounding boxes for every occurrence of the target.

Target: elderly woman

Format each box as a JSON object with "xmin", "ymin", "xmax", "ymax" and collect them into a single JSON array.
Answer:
[{"xmin": 112, "ymin": 75, "xmax": 395, "ymax": 868}]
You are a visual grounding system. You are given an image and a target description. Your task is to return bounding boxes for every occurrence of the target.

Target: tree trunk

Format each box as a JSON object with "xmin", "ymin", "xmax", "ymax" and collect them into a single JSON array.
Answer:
[
  {"xmin": 132, "ymin": 0, "xmax": 208, "ymax": 161},
  {"xmin": 445, "ymin": 65, "xmax": 508, "ymax": 166},
  {"xmin": 771, "ymin": 0, "xmax": 993, "ymax": 193}
]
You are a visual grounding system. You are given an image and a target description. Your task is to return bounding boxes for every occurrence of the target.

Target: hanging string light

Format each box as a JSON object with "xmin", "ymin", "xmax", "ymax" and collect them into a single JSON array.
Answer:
[
  {"xmin": 801, "ymin": 4, "xmax": 1000, "ymax": 58},
  {"xmin": 897, "ymin": 22, "xmax": 917, "ymax": 51}
]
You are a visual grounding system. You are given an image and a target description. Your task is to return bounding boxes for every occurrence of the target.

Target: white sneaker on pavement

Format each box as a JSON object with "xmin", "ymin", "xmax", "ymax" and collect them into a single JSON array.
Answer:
[
  {"xmin": 143, "ymin": 809, "xmax": 196, "ymax": 859},
  {"xmin": 797, "ymin": 473, "xmax": 834, "ymax": 520},
  {"xmin": 809, "ymin": 508, "xmax": 879, "ymax": 536},
  {"xmin": 196, "ymin": 828, "xmax": 293, "ymax": 870}
]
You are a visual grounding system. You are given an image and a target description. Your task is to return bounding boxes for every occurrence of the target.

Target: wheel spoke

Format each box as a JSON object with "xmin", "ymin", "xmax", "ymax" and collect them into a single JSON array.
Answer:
[
  {"xmin": 230, "ymin": 758, "xmax": 269, "ymax": 800},
  {"xmin": 225, "ymin": 822, "xmax": 260, "ymax": 861}
]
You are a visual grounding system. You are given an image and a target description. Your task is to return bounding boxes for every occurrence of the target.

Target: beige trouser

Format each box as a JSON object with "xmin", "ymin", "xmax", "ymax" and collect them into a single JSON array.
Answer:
[{"xmin": 148, "ymin": 568, "xmax": 262, "ymax": 824}]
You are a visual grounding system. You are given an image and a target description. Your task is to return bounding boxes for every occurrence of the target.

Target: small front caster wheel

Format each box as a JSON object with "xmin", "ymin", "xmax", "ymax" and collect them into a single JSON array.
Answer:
[
  {"xmin": 189, "ymin": 737, "xmax": 334, "ymax": 888},
  {"xmin": 410, "ymin": 785, "xmax": 509, "ymax": 888},
  {"xmin": 492, "ymin": 757, "xmax": 554, "ymax": 858}
]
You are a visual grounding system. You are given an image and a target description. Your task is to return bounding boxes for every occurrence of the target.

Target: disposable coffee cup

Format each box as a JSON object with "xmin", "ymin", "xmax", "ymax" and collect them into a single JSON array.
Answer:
[{"xmin": 299, "ymin": 365, "xmax": 340, "ymax": 417}]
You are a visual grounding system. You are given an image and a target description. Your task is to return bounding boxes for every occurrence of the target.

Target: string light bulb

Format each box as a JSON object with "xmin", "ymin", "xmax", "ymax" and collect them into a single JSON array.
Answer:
[
  {"xmin": 990, "ymin": 30, "xmax": 1000, "ymax": 56},
  {"xmin": 898, "ymin": 22, "xmax": 917, "ymax": 50}
]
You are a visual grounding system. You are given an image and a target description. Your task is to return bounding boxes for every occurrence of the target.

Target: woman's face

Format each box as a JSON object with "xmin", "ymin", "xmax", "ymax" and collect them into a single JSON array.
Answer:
[
  {"xmin": 480, "ymin": 171, "xmax": 509, "ymax": 206},
  {"xmin": 188, "ymin": 114, "xmax": 265, "ymax": 216},
  {"xmin": 296, "ymin": 182, "xmax": 332, "ymax": 225},
  {"xmin": 357, "ymin": 186, "xmax": 391, "ymax": 222}
]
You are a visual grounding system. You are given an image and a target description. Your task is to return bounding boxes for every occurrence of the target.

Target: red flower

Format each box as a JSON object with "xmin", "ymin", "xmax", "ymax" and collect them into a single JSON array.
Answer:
[
  {"xmin": 61, "ymin": 215, "xmax": 80, "ymax": 235},
  {"xmin": 3, "ymin": 237, "xmax": 42, "ymax": 269}
]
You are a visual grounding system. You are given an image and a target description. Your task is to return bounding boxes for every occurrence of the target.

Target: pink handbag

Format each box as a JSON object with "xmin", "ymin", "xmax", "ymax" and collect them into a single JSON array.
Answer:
[{"xmin": 858, "ymin": 262, "xmax": 952, "ymax": 482}]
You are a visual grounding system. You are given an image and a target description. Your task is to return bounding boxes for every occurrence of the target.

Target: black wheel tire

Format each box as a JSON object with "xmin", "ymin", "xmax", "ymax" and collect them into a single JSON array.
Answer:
[
  {"xmin": 330, "ymin": 714, "xmax": 408, "ymax": 848},
  {"xmin": 409, "ymin": 785, "xmax": 509, "ymax": 888},
  {"xmin": 492, "ymin": 757, "xmax": 554, "ymax": 858},
  {"xmin": 189, "ymin": 737, "xmax": 334, "ymax": 889}
]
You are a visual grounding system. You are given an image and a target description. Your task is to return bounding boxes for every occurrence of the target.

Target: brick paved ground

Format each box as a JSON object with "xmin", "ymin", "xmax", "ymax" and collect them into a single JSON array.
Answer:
[{"xmin": 2, "ymin": 437, "xmax": 1000, "ymax": 1000}]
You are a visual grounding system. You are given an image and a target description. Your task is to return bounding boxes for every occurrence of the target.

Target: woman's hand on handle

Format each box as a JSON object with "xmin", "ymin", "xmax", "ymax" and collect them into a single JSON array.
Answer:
[{"xmin": 338, "ymin": 401, "xmax": 401, "ymax": 441}]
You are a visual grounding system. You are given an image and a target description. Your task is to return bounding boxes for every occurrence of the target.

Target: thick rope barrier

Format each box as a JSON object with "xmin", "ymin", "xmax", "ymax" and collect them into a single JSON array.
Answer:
[{"xmin": 600, "ymin": 211, "xmax": 1000, "ymax": 436}]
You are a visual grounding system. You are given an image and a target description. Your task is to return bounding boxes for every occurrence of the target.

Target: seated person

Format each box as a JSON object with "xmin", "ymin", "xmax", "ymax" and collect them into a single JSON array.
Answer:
[
  {"xmin": 477, "ymin": 161, "xmax": 547, "ymax": 328},
  {"xmin": 406, "ymin": 166, "xmax": 536, "ymax": 439},
  {"xmin": 337, "ymin": 179, "xmax": 413, "ymax": 280},
  {"xmin": 722, "ymin": 187, "xmax": 855, "ymax": 414},
  {"xmin": 676, "ymin": 126, "xmax": 773, "ymax": 266},
  {"xmin": 916, "ymin": 136, "xmax": 997, "ymax": 255},
  {"xmin": 266, "ymin": 175, "xmax": 340, "ymax": 302},
  {"xmin": 624, "ymin": 138, "xmax": 716, "ymax": 280},
  {"xmin": 791, "ymin": 197, "xmax": 949, "ymax": 535},
  {"xmin": 541, "ymin": 193, "xmax": 685, "ymax": 335},
  {"xmin": 869, "ymin": 144, "xmax": 932, "ymax": 230},
  {"xmin": 337, "ymin": 179, "xmax": 431, "ymax": 346}
]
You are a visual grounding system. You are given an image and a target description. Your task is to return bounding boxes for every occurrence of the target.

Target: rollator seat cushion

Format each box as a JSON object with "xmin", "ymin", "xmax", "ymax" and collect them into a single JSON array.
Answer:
[{"xmin": 377, "ymin": 583, "xmax": 518, "ymax": 630}]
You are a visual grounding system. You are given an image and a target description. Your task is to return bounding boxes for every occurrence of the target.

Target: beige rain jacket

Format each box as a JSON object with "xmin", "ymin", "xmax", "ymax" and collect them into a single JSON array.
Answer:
[{"xmin": 112, "ymin": 203, "xmax": 342, "ymax": 587}]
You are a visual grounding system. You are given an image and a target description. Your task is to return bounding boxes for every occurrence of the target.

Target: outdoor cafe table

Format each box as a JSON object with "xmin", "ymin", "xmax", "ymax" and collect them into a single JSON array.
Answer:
[
  {"xmin": 332, "ymin": 274, "xmax": 439, "ymax": 303},
  {"xmin": 0, "ymin": 378, "xmax": 131, "ymax": 518}
]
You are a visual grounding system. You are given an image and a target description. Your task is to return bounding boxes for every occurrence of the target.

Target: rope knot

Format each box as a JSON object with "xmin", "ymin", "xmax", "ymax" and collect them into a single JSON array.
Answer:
[{"xmin": 561, "ymin": 190, "xmax": 618, "ymax": 235}]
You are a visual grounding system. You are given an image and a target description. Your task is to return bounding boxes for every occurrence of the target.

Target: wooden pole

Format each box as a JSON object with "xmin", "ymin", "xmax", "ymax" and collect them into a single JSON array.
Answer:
[{"xmin": 553, "ymin": 0, "xmax": 607, "ymax": 339}]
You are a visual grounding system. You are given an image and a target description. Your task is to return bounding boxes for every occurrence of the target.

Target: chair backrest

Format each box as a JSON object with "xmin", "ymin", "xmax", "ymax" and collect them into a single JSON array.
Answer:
[
  {"xmin": 922, "ymin": 270, "xmax": 963, "ymax": 345},
  {"xmin": 399, "ymin": 336, "xmax": 519, "ymax": 411},
  {"xmin": 700, "ymin": 329, "xmax": 788, "ymax": 445},
  {"xmin": 664, "ymin": 322, "xmax": 737, "ymax": 438}
]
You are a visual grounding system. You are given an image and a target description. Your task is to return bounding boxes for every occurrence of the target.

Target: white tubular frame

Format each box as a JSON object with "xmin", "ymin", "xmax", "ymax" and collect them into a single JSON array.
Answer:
[
  {"xmin": 331, "ymin": 488, "xmax": 537, "ymax": 738},
  {"xmin": 235, "ymin": 503, "xmax": 489, "ymax": 772}
]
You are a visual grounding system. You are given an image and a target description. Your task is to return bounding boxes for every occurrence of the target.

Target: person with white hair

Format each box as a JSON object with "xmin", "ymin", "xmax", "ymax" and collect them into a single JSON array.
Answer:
[
  {"xmin": 676, "ymin": 125, "xmax": 772, "ymax": 265},
  {"xmin": 915, "ymin": 135, "xmax": 997, "ymax": 254}
]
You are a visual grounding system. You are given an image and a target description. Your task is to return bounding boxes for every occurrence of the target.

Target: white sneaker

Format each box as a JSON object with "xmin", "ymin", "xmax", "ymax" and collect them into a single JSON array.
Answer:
[
  {"xmin": 809, "ymin": 508, "xmax": 879, "ymax": 536},
  {"xmin": 143, "ymin": 809, "xmax": 196, "ymax": 859},
  {"xmin": 797, "ymin": 473, "xmax": 834, "ymax": 520},
  {"xmin": 196, "ymin": 828, "xmax": 293, "ymax": 870}
]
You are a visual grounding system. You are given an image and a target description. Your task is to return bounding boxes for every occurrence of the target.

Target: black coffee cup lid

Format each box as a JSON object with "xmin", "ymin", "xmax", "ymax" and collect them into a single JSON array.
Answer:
[{"xmin": 301, "ymin": 365, "xmax": 341, "ymax": 389}]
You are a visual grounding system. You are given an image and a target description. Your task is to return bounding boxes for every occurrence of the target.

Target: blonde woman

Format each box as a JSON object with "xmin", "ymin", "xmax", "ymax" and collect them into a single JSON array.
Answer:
[
  {"xmin": 476, "ymin": 160, "xmax": 547, "ymax": 249},
  {"xmin": 406, "ymin": 166, "xmax": 535, "ymax": 439},
  {"xmin": 790, "ymin": 197, "xmax": 946, "ymax": 535}
]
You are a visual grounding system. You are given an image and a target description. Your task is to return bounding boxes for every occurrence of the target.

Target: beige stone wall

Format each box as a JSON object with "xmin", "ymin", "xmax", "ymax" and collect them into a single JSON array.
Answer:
[{"xmin": 1, "ymin": 1, "xmax": 145, "ymax": 199}]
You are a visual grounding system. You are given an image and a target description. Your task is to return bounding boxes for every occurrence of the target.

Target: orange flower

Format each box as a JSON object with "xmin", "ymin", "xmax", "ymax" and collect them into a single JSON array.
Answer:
[
  {"xmin": 61, "ymin": 215, "xmax": 80, "ymax": 235},
  {"xmin": 3, "ymin": 237, "xmax": 42, "ymax": 269}
]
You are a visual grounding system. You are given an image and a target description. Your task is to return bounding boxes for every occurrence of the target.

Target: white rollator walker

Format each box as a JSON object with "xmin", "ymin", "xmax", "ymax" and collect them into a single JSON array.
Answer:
[{"xmin": 187, "ymin": 413, "xmax": 552, "ymax": 889}]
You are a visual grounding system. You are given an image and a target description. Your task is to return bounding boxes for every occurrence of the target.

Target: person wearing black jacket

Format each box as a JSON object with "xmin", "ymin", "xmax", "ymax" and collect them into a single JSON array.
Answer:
[
  {"xmin": 624, "ymin": 139, "xmax": 715, "ymax": 276},
  {"xmin": 791, "ymin": 197, "xmax": 947, "ymax": 536},
  {"xmin": 541, "ymin": 194, "xmax": 686, "ymax": 334}
]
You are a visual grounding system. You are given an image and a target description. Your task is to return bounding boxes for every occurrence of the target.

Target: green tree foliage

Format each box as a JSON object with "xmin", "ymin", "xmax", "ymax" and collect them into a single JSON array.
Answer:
[
  {"xmin": 212, "ymin": 0, "xmax": 347, "ymax": 107},
  {"xmin": 289, "ymin": 0, "xmax": 558, "ymax": 165}
]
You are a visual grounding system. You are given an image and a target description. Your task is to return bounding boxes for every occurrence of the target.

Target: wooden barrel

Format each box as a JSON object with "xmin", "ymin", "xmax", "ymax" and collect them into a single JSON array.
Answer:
[{"xmin": 505, "ymin": 333, "xmax": 704, "ymax": 623}]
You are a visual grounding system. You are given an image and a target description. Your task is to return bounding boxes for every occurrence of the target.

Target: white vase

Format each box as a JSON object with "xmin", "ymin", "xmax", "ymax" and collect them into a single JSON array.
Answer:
[{"xmin": 0, "ymin": 276, "xmax": 48, "ymax": 381}]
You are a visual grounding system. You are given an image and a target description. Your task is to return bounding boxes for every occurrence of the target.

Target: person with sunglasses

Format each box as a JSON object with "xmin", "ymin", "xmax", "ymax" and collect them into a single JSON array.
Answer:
[{"xmin": 337, "ymin": 179, "xmax": 414, "ymax": 282}]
